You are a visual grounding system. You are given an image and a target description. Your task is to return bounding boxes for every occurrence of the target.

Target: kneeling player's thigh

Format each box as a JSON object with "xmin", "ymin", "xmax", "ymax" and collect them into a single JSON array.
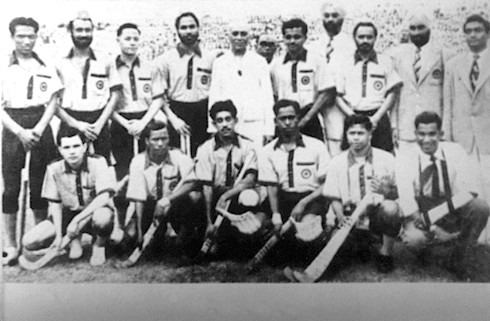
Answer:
[
  {"xmin": 92, "ymin": 207, "xmax": 114, "ymax": 228},
  {"xmin": 22, "ymin": 220, "xmax": 56, "ymax": 250}
]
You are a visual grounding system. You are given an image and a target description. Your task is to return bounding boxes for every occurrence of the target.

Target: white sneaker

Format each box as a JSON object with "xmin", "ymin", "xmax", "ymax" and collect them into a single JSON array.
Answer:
[
  {"xmin": 69, "ymin": 237, "xmax": 83, "ymax": 260},
  {"xmin": 90, "ymin": 245, "xmax": 106, "ymax": 266}
]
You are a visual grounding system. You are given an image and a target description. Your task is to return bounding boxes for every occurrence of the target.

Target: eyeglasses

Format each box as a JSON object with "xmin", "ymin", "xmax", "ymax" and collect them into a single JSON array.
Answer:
[
  {"xmin": 324, "ymin": 13, "xmax": 340, "ymax": 18},
  {"xmin": 259, "ymin": 41, "xmax": 275, "ymax": 47},
  {"xmin": 231, "ymin": 31, "xmax": 249, "ymax": 37},
  {"xmin": 284, "ymin": 34, "xmax": 304, "ymax": 40}
]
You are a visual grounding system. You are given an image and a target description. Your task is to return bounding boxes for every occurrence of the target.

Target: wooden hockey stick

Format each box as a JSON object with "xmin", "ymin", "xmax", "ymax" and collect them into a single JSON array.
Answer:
[
  {"xmin": 16, "ymin": 151, "xmax": 32, "ymax": 255},
  {"xmin": 284, "ymin": 195, "xmax": 372, "ymax": 282},
  {"xmin": 18, "ymin": 176, "xmax": 129, "ymax": 270}
]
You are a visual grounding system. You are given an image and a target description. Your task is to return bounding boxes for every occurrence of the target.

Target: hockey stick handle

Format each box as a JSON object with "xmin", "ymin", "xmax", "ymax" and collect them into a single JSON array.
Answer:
[
  {"xmin": 17, "ymin": 150, "xmax": 32, "ymax": 254},
  {"xmin": 249, "ymin": 219, "xmax": 292, "ymax": 266}
]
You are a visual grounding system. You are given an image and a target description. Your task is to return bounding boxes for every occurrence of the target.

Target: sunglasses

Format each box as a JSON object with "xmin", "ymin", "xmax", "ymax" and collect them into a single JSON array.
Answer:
[
  {"xmin": 231, "ymin": 31, "xmax": 249, "ymax": 37},
  {"xmin": 284, "ymin": 34, "xmax": 304, "ymax": 40},
  {"xmin": 324, "ymin": 13, "xmax": 340, "ymax": 18},
  {"xmin": 259, "ymin": 41, "xmax": 275, "ymax": 47}
]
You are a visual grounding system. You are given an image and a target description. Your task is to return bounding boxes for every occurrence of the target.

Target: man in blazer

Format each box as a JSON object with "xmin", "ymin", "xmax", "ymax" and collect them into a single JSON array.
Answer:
[
  {"xmin": 388, "ymin": 10, "xmax": 455, "ymax": 151},
  {"xmin": 443, "ymin": 14, "xmax": 490, "ymax": 244}
]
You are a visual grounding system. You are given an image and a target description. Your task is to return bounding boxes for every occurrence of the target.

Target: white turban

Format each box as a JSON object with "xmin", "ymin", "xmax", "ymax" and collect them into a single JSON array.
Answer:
[
  {"xmin": 406, "ymin": 9, "xmax": 431, "ymax": 28},
  {"xmin": 320, "ymin": 1, "xmax": 346, "ymax": 18}
]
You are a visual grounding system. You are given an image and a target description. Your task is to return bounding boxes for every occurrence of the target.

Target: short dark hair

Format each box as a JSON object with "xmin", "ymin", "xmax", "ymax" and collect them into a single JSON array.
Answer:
[
  {"xmin": 67, "ymin": 17, "xmax": 94, "ymax": 32},
  {"xmin": 117, "ymin": 23, "xmax": 140, "ymax": 36},
  {"xmin": 9, "ymin": 17, "xmax": 39, "ymax": 36},
  {"xmin": 273, "ymin": 99, "xmax": 301, "ymax": 116},
  {"xmin": 141, "ymin": 120, "xmax": 167, "ymax": 140},
  {"xmin": 56, "ymin": 126, "xmax": 86, "ymax": 146},
  {"xmin": 282, "ymin": 18, "xmax": 308, "ymax": 36},
  {"xmin": 210, "ymin": 100, "xmax": 238, "ymax": 120},
  {"xmin": 344, "ymin": 114, "xmax": 373, "ymax": 132},
  {"xmin": 463, "ymin": 14, "xmax": 490, "ymax": 33},
  {"xmin": 175, "ymin": 12, "xmax": 200, "ymax": 29},
  {"xmin": 353, "ymin": 21, "xmax": 378, "ymax": 38},
  {"xmin": 414, "ymin": 111, "xmax": 442, "ymax": 130}
]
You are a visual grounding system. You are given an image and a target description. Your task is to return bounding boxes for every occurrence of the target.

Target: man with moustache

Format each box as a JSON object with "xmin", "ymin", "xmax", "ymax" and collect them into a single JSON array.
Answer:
[
  {"xmin": 388, "ymin": 10, "xmax": 455, "ymax": 152},
  {"xmin": 155, "ymin": 12, "xmax": 215, "ymax": 157},
  {"xmin": 209, "ymin": 21, "xmax": 274, "ymax": 146},
  {"xmin": 1, "ymin": 17, "xmax": 63, "ymax": 265},
  {"xmin": 56, "ymin": 11, "xmax": 122, "ymax": 163},
  {"xmin": 336, "ymin": 22, "xmax": 402, "ymax": 152},
  {"xmin": 311, "ymin": 2, "xmax": 356, "ymax": 156},
  {"xmin": 270, "ymin": 18, "xmax": 336, "ymax": 141},
  {"xmin": 256, "ymin": 33, "xmax": 277, "ymax": 65}
]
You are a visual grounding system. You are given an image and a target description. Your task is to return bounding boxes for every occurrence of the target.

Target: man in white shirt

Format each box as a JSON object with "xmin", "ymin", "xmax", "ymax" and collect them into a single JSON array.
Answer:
[{"xmin": 209, "ymin": 22, "xmax": 274, "ymax": 146}]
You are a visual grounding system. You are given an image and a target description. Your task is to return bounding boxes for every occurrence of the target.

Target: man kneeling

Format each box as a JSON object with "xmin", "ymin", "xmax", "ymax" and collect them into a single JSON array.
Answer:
[{"xmin": 22, "ymin": 127, "xmax": 117, "ymax": 266}]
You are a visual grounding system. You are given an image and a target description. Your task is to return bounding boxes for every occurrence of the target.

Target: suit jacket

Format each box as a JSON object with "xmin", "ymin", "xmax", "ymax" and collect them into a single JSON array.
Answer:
[
  {"xmin": 443, "ymin": 48, "xmax": 490, "ymax": 154},
  {"xmin": 388, "ymin": 41, "xmax": 455, "ymax": 141}
]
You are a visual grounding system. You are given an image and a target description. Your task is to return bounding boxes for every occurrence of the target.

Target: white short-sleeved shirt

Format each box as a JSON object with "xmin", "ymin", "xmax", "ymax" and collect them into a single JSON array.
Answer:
[
  {"xmin": 115, "ymin": 55, "xmax": 165, "ymax": 113},
  {"xmin": 258, "ymin": 134, "xmax": 330, "ymax": 193},
  {"xmin": 336, "ymin": 51, "xmax": 402, "ymax": 111},
  {"xmin": 2, "ymin": 51, "xmax": 63, "ymax": 108},
  {"xmin": 195, "ymin": 134, "xmax": 257, "ymax": 188},
  {"xmin": 323, "ymin": 147, "xmax": 395, "ymax": 206},
  {"xmin": 42, "ymin": 155, "xmax": 116, "ymax": 211},
  {"xmin": 155, "ymin": 44, "xmax": 215, "ymax": 102},
  {"xmin": 57, "ymin": 48, "xmax": 122, "ymax": 111},
  {"xmin": 126, "ymin": 149, "xmax": 196, "ymax": 202},
  {"xmin": 271, "ymin": 49, "xmax": 335, "ymax": 108}
]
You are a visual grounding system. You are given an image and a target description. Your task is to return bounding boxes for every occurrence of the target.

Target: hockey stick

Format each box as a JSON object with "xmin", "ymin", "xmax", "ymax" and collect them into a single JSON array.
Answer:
[
  {"xmin": 18, "ymin": 176, "xmax": 129, "ymax": 270},
  {"xmin": 246, "ymin": 218, "xmax": 293, "ymax": 272},
  {"xmin": 16, "ymin": 151, "xmax": 32, "ymax": 255},
  {"xmin": 284, "ymin": 194, "xmax": 372, "ymax": 282}
]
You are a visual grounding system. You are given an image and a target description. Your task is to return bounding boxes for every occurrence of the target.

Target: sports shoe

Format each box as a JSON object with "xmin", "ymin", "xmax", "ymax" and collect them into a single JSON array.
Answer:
[
  {"xmin": 69, "ymin": 238, "xmax": 83, "ymax": 260},
  {"xmin": 90, "ymin": 245, "xmax": 106, "ymax": 266},
  {"xmin": 375, "ymin": 254, "xmax": 395, "ymax": 273}
]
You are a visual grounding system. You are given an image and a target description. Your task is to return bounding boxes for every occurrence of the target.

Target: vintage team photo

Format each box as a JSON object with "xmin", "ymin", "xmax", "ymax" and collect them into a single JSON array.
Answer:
[{"xmin": 2, "ymin": 0, "xmax": 490, "ymax": 284}]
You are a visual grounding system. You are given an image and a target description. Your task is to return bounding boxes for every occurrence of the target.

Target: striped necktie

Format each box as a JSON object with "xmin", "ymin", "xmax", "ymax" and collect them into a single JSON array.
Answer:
[
  {"xmin": 413, "ymin": 47, "xmax": 421, "ymax": 82},
  {"xmin": 470, "ymin": 54, "xmax": 480, "ymax": 92},
  {"xmin": 325, "ymin": 36, "xmax": 334, "ymax": 63}
]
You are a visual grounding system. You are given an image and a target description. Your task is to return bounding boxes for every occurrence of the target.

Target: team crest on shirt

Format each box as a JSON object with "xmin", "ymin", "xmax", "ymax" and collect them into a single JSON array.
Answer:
[
  {"xmin": 301, "ymin": 169, "xmax": 312, "ymax": 179},
  {"xmin": 40, "ymin": 82, "xmax": 47, "ymax": 92},
  {"xmin": 96, "ymin": 80, "xmax": 104, "ymax": 90},
  {"xmin": 201, "ymin": 75, "xmax": 209, "ymax": 85},
  {"xmin": 373, "ymin": 80, "xmax": 384, "ymax": 91},
  {"xmin": 301, "ymin": 76, "xmax": 310, "ymax": 85},
  {"xmin": 143, "ymin": 84, "xmax": 151, "ymax": 93},
  {"xmin": 432, "ymin": 69, "xmax": 442, "ymax": 79},
  {"xmin": 169, "ymin": 180, "xmax": 178, "ymax": 191}
]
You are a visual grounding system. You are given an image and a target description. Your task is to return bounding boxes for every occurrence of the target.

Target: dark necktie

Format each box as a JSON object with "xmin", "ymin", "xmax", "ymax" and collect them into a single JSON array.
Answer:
[
  {"xmin": 420, "ymin": 155, "xmax": 440, "ymax": 198},
  {"xmin": 470, "ymin": 54, "xmax": 480, "ymax": 92},
  {"xmin": 413, "ymin": 47, "xmax": 421, "ymax": 82}
]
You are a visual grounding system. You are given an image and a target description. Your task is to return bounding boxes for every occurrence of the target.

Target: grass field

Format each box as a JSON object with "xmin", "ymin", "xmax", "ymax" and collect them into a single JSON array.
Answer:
[{"xmin": 4, "ymin": 232, "xmax": 490, "ymax": 283}]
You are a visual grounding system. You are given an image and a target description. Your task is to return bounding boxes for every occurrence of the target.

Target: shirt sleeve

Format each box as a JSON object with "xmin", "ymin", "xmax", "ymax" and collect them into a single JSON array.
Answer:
[
  {"xmin": 257, "ymin": 58, "xmax": 275, "ymax": 137},
  {"xmin": 178, "ymin": 152, "xmax": 197, "ymax": 183},
  {"xmin": 383, "ymin": 57, "xmax": 403, "ymax": 94},
  {"xmin": 257, "ymin": 147, "xmax": 278, "ymax": 186},
  {"xmin": 195, "ymin": 143, "xmax": 214, "ymax": 185},
  {"xmin": 107, "ymin": 58, "xmax": 123, "ymax": 91},
  {"xmin": 47, "ymin": 65, "xmax": 64, "ymax": 96},
  {"xmin": 322, "ymin": 159, "xmax": 342, "ymax": 200},
  {"xmin": 93, "ymin": 158, "xmax": 116, "ymax": 196},
  {"xmin": 316, "ymin": 141, "xmax": 331, "ymax": 179},
  {"xmin": 41, "ymin": 164, "xmax": 61, "ymax": 203},
  {"xmin": 335, "ymin": 62, "xmax": 346, "ymax": 95},
  {"xmin": 316, "ymin": 57, "xmax": 336, "ymax": 92},
  {"xmin": 126, "ymin": 157, "xmax": 148, "ymax": 202},
  {"xmin": 154, "ymin": 55, "xmax": 169, "ymax": 94},
  {"xmin": 151, "ymin": 62, "xmax": 166, "ymax": 99},
  {"xmin": 395, "ymin": 153, "xmax": 419, "ymax": 216}
]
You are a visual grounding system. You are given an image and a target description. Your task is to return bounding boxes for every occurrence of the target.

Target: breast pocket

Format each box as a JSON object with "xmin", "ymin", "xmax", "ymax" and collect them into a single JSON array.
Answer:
[
  {"xmin": 295, "ymin": 161, "xmax": 316, "ymax": 186},
  {"xmin": 137, "ymin": 76, "xmax": 153, "ymax": 101},
  {"xmin": 33, "ymin": 74, "xmax": 52, "ymax": 103},
  {"xmin": 196, "ymin": 67, "xmax": 212, "ymax": 91},
  {"xmin": 88, "ymin": 73, "xmax": 108, "ymax": 96},
  {"xmin": 297, "ymin": 70, "xmax": 314, "ymax": 92},
  {"xmin": 368, "ymin": 73, "xmax": 386, "ymax": 93},
  {"xmin": 428, "ymin": 68, "xmax": 443, "ymax": 86}
]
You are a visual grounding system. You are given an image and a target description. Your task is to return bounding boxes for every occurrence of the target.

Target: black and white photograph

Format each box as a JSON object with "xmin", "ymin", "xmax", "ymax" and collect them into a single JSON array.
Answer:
[{"xmin": 1, "ymin": 0, "xmax": 489, "ymax": 320}]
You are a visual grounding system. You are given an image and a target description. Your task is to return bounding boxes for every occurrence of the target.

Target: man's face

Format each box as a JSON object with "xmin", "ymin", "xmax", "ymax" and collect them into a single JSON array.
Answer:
[
  {"xmin": 177, "ymin": 16, "xmax": 199, "ymax": 46},
  {"xmin": 322, "ymin": 8, "xmax": 343, "ymax": 33},
  {"xmin": 117, "ymin": 28, "xmax": 140, "ymax": 56},
  {"xmin": 464, "ymin": 21, "xmax": 489, "ymax": 52},
  {"xmin": 213, "ymin": 111, "xmax": 237, "ymax": 138},
  {"xmin": 71, "ymin": 19, "xmax": 93, "ymax": 50},
  {"xmin": 346, "ymin": 124, "xmax": 371, "ymax": 152},
  {"xmin": 58, "ymin": 135, "xmax": 87, "ymax": 169},
  {"xmin": 284, "ymin": 27, "xmax": 306, "ymax": 56},
  {"xmin": 146, "ymin": 128, "xmax": 170, "ymax": 156},
  {"xmin": 12, "ymin": 25, "xmax": 37, "ymax": 55},
  {"xmin": 275, "ymin": 106, "xmax": 299, "ymax": 135},
  {"xmin": 409, "ymin": 23, "xmax": 430, "ymax": 47},
  {"xmin": 415, "ymin": 123, "xmax": 443, "ymax": 155},
  {"xmin": 229, "ymin": 26, "xmax": 250, "ymax": 53},
  {"xmin": 256, "ymin": 35, "xmax": 276, "ymax": 61},
  {"xmin": 355, "ymin": 26, "xmax": 376, "ymax": 54}
]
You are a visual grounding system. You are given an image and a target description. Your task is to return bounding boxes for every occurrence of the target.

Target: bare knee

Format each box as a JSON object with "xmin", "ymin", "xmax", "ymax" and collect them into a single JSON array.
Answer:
[{"xmin": 92, "ymin": 207, "xmax": 114, "ymax": 237}]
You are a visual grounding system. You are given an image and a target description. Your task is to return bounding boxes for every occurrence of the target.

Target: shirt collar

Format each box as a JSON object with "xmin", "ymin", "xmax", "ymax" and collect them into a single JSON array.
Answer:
[
  {"xmin": 143, "ymin": 150, "xmax": 173, "ymax": 169},
  {"xmin": 63, "ymin": 155, "xmax": 89, "ymax": 173},
  {"xmin": 176, "ymin": 42, "xmax": 202, "ymax": 58},
  {"xmin": 468, "ymin": 46, "xmax": 490, "ymax": 60},
  {"xmin": 66, "ymin": 47, "xmax": 97, "ymax": 60},
  {"xmin": 9, "ymin": 51, "xmax": 46, "ymax": 67},
  {"xmin": 115, "ymin": 55, "xmax": 140, "ymax": 69},
  {"xmin": 418, "ymin": 144, "xmax": 444, "ymax": 162},
  {"xmin": 354, "ymin": 50, "xmax": 378, "ymax": 64},
  {"xmin": 347, "ymin": 147, "xmax": 373, "ymax": 168},
  {"xmin": 273, "ymin": 134, "xmax": 306, "ymax": 150},
  {"xmin": 283, "ymin": 48, "xmax": 307, "ymax": 64},
  {"xmin": 213, "ymin": 133, "xmax": 241, "ymax": 150}
]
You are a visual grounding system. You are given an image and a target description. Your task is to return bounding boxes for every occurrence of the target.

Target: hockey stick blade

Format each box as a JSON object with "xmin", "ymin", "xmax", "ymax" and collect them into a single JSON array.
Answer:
[{"xmin": 120, "ymin": 218, "xmax": 161, "ymax": 268}]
